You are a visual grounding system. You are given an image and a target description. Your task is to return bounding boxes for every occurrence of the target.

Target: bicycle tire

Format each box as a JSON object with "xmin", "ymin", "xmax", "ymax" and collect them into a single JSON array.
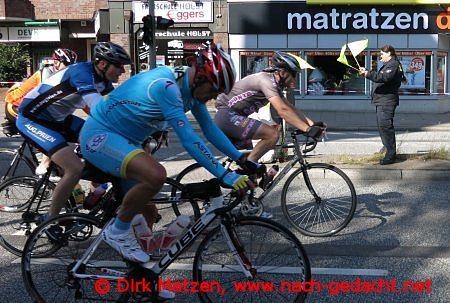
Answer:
[
  {"xmin": 193, "ymin": 216, "xmax": 311, "ymax": 303},
  {"xmin": 281, "ymin": 163, "xmax": 357, "ymax": 237},
  {"xmin": 22, "ymin": 213, "xmax": 127, "ymax": 303},
  {"xmin": 0, "ymin": 176, "xmax": 55, "ymax": 255},
  {"xmin": 0, "ymin": 148, "xmax": 36, "ymax": 181},
  {"xmin": 171, "ymin": 163, "xmax": 212, "ymax": 218}
]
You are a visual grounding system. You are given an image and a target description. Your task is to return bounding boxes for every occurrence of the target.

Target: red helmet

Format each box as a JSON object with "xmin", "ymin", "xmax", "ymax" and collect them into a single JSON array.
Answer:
[
  {"xmin": 195, "ymin": 43, "xmax": 236, "ymax": 94},
  {"xmin": 52, "ymin": 48, "xmax": 78, "ymax": 66}
]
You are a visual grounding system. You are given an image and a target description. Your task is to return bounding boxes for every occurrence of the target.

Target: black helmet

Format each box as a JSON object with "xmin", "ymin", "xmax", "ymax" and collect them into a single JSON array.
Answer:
[
  {"xmin": 52, "ymin": 48, "xmax": 78, "ymax": 66},
  {"xmin": 271, "ymin": 51, "xmax": 301, "ymax": 76},
  {"xmin": 93, "ymin": 42, "xmax": 132, "ymax": 65}
]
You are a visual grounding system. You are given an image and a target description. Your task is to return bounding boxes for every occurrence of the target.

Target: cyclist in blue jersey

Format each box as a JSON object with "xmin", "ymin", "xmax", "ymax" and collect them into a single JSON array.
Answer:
[
  {"xmin": 16, "ymin": 42, "xmax": 131, "ymax": 223},
  {"xmin": 80, "ymin": 43, "xmax": 254, "ymax": 263}
]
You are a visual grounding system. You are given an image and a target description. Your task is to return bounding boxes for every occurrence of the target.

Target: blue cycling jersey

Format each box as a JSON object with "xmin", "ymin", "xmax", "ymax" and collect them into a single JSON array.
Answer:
[
  {"xmin": 88, "ymin": 65, "xmax": 242, "ymax": 179},
  {"xmin": 20, "ymin": 62, "xmax": 113, "ymax": 122}
]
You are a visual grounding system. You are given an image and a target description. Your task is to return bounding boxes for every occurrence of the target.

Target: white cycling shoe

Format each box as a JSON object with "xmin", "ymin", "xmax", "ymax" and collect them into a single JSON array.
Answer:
[{"xmin": 102, "ymin": 225, "xmax": 150, "ymax": 263}]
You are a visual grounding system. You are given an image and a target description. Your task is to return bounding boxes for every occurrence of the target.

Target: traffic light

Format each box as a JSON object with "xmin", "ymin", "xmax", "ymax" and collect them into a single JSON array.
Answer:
[
  {"xmin": 155, "ymin": 16, "xmax": 175, "ymax": 30},
  {"xmin": 142, "ymin": 15, "xmax": 153, "ymax": 45}
]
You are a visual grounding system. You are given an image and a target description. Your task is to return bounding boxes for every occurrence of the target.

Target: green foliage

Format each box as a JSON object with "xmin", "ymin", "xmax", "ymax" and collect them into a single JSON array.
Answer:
[{"xmin": 0, "ymin": 43, "xmax": 30, "ymax": 85}]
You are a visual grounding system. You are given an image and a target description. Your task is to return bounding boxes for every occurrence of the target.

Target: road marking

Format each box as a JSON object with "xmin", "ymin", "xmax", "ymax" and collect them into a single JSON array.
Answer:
[{"xmin": 14, "ymin": 258, "xmax": 387, "ymax": 276}]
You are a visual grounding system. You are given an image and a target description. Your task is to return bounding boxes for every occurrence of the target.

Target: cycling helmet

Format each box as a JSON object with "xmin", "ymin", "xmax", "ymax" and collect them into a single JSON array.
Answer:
[
  {"xmin": 93, "ymin": 42, "xmax": 132, "ymax": 65},
  {"xmin": 195, "ymin": 43, "xmax": 236, "ymax": 94},
  {"xmin": 271, "ymin": 51, "xmax": 301, "ymax": 76},
  {"xmin": 52, "ymin": 48, "xmax": 78, "ymax": 66}
]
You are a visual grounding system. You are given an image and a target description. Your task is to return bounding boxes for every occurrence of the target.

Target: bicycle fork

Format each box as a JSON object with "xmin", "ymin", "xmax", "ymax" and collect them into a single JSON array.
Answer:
[{"xmin": 220, "ymin": 221, "xmax": 256, "ymax": 279}]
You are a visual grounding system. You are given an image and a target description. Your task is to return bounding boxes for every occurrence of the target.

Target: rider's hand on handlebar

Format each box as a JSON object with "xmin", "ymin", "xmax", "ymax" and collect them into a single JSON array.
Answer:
[
  {"xmin": 306, "ymin": 125, "xmax": 325, "ymax": 141},
  {"xmin": 222, "ymin": 171, "xmax": 255, "ymax": 193},
  {"xmin": 313, "ymin": 121, "xmax": 327, "ymax": 129},
  {"xmin": 236, "ymin": 156, "xmax": 266, "ymax": 178}
]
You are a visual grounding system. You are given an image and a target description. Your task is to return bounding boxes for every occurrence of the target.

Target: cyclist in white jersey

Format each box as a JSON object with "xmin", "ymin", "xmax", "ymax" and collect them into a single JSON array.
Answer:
[
  {"xmin": 16, "ymin": 42, "xmax": 131, "ymax": 222},
  {"xmin": 80, "ymin": 43, "xmax": 254, "ymax": 264}
]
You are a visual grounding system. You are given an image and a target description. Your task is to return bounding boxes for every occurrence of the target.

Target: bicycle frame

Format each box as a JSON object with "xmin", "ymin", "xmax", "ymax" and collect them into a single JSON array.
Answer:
[
  {"xmin": 1, "ymin": 140, "xmax": 38, "ymax": 181},
  {"xmin": 69, "ymin": 190, "xmax": 253, "ymax": 283}
]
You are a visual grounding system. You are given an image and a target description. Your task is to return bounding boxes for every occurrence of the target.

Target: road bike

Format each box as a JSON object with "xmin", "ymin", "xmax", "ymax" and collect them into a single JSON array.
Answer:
[
  {"xmin": 22, "ymin": 177, "xmax": 311, "ymax": 303},
  {"xmin": 0, "ymin": 132, "xmax": 173, "ymax": 256},
  {"xmin": 0, "ymin": 137, "xmax": 39, "ymax": 182},
  {"xmin": 174, "ymin": 129, "xmax": 357, "ymax": 237}
]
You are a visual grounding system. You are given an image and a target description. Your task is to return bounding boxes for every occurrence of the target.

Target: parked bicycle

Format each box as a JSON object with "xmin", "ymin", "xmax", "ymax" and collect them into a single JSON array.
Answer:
[
  {"xmin": 22, "ymin": 176, "xmax": 310, "ymax": 303},
  {"xmin": 174, "ymin": 128, "xmax": 357, "ymax": 237}
]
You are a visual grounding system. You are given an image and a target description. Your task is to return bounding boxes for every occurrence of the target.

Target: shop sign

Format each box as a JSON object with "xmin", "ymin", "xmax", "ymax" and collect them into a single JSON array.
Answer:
[
  {"xmin": 155, "ymin": 28, "xmax": 212, "ymax": 39},
  {"xmin": 132, "ymin": 1, "xmax": 213, "ymax": 23},
  {"xmin": 229, "ymin": 3, "xmax": 450, "ymax": 34},
  {"xmin": 8, "ymin": 26, "xmax": 60, "ymax": 42}
]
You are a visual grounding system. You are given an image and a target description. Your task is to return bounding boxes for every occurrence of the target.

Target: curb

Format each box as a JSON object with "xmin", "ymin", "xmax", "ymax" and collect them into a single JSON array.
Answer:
[{"xmin": 340, "ymin": 167, "xmax": 450, "ymax": 181}]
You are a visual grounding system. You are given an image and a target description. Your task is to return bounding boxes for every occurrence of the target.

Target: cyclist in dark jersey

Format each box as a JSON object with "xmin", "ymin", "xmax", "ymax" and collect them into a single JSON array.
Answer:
[
  {"xmin": 215, "ymin": 51, "xmax": 326, "ymax": 163},
  {"xmin": 16, "ymin": 42, "xmax": 131, "ymax": 221}
]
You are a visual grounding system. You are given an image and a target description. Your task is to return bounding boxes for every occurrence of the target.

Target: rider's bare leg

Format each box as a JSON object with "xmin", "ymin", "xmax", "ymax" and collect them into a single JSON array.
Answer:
[{"xmin": 247, "ymin": 124, "xmax": 280, "ymax": 162}]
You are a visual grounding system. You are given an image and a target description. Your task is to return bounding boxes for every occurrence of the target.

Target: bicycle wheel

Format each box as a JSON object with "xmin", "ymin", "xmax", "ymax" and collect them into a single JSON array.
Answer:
[
  {"xmin": 171, "ymin": 164, "xmax": 211, "ymax": 218},
  {"xmin": 22, "ymin": 213, "xmax": 130, "ymax": 303},
  {"xmin": 0, "ymin": 148, "xmax": 36, "ymax": 180},
  {"xmin": 0, "ymin": 176, "xmax": 55, "ymax": 255},
  {"xmin": 172, "ymin": 163, "xmax": 246, "ymax": 217},
  {"xmin": 193, "ymin": 216, "xmax": 311, "ymax": 303},
  {"xmin": 281, "ymin": 163, "xmax": 357, "ymax": 237}
]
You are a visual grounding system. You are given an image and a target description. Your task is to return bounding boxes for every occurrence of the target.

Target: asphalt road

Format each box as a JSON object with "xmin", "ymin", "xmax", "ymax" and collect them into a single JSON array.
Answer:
[{"xmin": 0, "ymin": 130, "xmax": 449, "ymax": 303}]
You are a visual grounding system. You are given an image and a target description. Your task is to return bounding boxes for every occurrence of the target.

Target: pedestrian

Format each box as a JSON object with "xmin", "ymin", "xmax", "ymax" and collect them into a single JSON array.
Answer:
[{"xmin": 359, "ymin": 45, "xmax": 406, "ymax": 165}]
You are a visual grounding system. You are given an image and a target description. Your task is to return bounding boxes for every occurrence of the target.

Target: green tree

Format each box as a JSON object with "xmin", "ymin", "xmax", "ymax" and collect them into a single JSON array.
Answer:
[{"xmin": 0, "ymin": 43, "xmax": 30, "ymax": 85}]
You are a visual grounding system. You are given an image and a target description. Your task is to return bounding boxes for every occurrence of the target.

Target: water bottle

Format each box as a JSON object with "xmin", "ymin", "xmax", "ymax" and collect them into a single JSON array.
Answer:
[
  {"xmin": 132, "ymin": 214, "xmax": 154, "ymax": 252},
  {"xmin": 72, "ymin": 183, "xmax": 85, "ymax": 205},
  {"xmin": 83, "ymin": 183, "xmax": 108, "ymax": 209},
  {"xmin": 259, "ymin": 165, "xmax": 279, "ymax": 190},
  {"xmin": 158, "ymin": 215, "xmax": 191, "ymax": 249}
]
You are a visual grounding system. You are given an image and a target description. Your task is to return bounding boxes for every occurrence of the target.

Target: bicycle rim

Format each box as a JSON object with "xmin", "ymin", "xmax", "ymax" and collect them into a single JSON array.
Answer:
[
  {"xmin": 22, "ymin": 213, "xmax": 131, "ymax": 303},
  {"xmin": 193, "ymin": 217, "xmax": 311, "ymax": 303},
  {"xmin": 0, "ymin": 176, "xmax": 54, "ymax": 256},
  {"xmin": 281, "ymin": 164, "xmax": 357, "ymax": 237}
]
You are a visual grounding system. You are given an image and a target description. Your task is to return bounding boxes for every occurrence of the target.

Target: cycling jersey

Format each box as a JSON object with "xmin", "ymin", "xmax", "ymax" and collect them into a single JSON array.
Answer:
[
  {"xmin": 16, "ymin": 62, "xmax": 113, "ymax": 155},
  {"xmin": 214, "ymin": 72, "xmax": 282, "ymax": 116},
  {"xmin": 81, "ymin": 65, "xmax": 241, "ymax": 180},
  {"xmin": 19, "ymin": 62, "xmax": 113, "ymax": 122}
]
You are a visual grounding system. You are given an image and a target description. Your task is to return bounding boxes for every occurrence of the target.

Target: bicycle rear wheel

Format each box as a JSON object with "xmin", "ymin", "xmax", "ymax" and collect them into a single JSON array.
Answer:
[
  {"xmin": 193, "ymin": 216, "xmax": 311, "ymax": 303},
  {"xmin": 0, "ymin": 148, "xmax": 36, "ymax": 180},
  {"xmin": 281, "ymin": 163, "xmax": 357, "ymax": 237},
  {"xmin": 22, "ymin": 213, "xmax": 130, "ymax": 303},
  {"xmin": 171, "ymin": 164, "xmax": 212, "ymax": 218},
  {"xmin": 0, "ymin": 176, "xmax": 55, "ymax": 255}
]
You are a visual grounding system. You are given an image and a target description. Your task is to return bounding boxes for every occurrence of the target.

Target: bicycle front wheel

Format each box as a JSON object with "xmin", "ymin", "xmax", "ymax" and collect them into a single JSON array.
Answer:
[
  {"xmin": 0, "ymin": 176, "xmax": 55, "ymax": 255},
  {"xmin": 193, "ymin": 216, "xmax": 311, "ymax": 303},
  {"xmin": 281, "ymin": 163, "xmax": 357, "ymax": 237},
  {"xmin": 22, "ymin": 213, "xmax": 128, "ymax": 303}
]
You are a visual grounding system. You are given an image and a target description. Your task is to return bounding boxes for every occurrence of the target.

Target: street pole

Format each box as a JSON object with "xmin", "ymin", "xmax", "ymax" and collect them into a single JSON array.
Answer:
[{"xmin": 147, "ymin": 0, "xmax": 156, "ymax": 69}]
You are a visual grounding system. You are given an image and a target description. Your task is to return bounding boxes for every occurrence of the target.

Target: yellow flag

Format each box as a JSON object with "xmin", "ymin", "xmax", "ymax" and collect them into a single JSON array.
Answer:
[
  {"xmin": 347, "ymin": 38, "xmax": 368, "ymax": 57},
  {"xmin": 337, "ymin": 44, "xmax": 351, "ymax": 67},
  {"xmin": 288, "ymin": 53, "xmax": 315, "ymax": 70}
]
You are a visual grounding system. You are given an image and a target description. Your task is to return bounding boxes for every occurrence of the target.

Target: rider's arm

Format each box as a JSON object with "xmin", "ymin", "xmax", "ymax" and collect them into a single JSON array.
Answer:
[
  {"xmin": 167, "ymin": 114, "xmax": 228, "ymax": 178},
  {"xmin": 191, "ymin": 102, "xmax": 242, "ymax": 161},
  {"xmin": 268, "ymin": 95, "xmax": 312, "ymax": 131},
  {"xmin": 5, "ymin": 71, "xmax": 41, "ymax": 106}
]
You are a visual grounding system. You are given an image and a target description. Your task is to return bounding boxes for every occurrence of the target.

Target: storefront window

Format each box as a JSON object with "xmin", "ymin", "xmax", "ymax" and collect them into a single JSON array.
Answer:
[
  {"xmin": 436, "ymin": 52, "xmax": 446, "ymax": 94},
  {"xmin": 305, "ymin": 51, "xmax": 365, "ymax": 96},
  {"xmin": 240, "ymin": 51, "xmax": 272, "ymax": 77},
  {"xmin": 372, "ymin": 51, "xmax": 431, "ymax": 95}
]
